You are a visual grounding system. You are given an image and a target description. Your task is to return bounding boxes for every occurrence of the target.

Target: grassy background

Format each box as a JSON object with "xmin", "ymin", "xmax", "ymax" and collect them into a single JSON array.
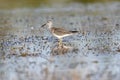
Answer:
[
  {"xmin": 0, "ymin": 0, "xmax": 119, "ymax": 9},
  {"xmin": 72, "ymin": 0, "xmax": 119, "ymax": 3}
]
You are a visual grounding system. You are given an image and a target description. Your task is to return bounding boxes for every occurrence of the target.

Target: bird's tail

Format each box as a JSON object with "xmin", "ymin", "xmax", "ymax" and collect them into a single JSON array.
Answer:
[{"xmin": 70, "ymin": 31, "xmax": 78, "ymax": 33}]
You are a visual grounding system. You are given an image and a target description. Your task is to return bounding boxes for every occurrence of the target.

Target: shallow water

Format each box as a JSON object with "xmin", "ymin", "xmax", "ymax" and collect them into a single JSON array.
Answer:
[{"xmin": 0, "ymin": 2, "xmax": 120, "ymax": 80}]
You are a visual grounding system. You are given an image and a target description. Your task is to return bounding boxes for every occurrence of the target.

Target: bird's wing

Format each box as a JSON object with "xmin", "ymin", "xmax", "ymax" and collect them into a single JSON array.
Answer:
[{"xmin": 52, "ymin": 27, "xmax": 72, "ymax": 36}]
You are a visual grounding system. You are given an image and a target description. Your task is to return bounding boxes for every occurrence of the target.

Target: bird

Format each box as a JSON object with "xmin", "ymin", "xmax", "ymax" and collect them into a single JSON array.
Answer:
[{"xmin": 41, "ymin": 20, "xmax": 78, "ymax": 47}]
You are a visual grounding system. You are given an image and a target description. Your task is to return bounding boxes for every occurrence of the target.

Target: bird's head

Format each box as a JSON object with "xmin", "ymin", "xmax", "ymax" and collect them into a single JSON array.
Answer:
[{"xmin": 41, "ymin": 20, "xmax": 53, "ymax": 28}]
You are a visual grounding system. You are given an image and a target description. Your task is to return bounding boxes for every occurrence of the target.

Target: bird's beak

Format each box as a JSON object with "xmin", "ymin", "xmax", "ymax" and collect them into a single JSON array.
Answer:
[{"xmin": 41, "ymin": 23, "xmax": 47, "ymax": 27}]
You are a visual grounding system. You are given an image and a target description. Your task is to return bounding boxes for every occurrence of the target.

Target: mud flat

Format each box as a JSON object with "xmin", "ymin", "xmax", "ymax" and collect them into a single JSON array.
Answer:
[{"xmin": 0, "ymin": 2, "xmax": 120, "ymax": 80}]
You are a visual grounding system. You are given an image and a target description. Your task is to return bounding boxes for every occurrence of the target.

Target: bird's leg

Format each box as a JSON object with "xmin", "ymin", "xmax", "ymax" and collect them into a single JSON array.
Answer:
[
  {"xmin": 58, "ymin": 38, "xmax": 62, "ymax": 47},
  {"xmin": 60, "ymin": 38, "xmax": 62, "ymax": 46}
]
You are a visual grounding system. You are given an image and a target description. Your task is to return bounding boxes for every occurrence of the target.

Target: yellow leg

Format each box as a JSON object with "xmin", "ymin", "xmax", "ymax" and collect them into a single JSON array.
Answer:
[{"xmin": 58, "ymin": 38, "xmax": 62, "ymax": 47}]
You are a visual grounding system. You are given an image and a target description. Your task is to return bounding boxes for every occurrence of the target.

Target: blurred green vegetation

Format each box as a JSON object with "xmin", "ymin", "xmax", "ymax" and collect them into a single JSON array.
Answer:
[
  {"xmin": 0, "ymin": 0, "xmax": 49, "ymax": 9},
  {"xmin": 72, "ymin": 0, "xmax": 119, "ymax": 3},
  {"xmin": 0, "ymin": 0, "xmax": 119, "ymax": 9}
]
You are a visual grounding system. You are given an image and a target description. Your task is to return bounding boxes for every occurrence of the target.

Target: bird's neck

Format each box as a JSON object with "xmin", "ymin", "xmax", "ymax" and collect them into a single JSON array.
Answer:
[
  {"xmin": 48, "ymin": 27, "xmax": 54, "ymax": 35},
  {"xmin": 48, "ymin": 24, "xmax": 52, "ymax": 29}
]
